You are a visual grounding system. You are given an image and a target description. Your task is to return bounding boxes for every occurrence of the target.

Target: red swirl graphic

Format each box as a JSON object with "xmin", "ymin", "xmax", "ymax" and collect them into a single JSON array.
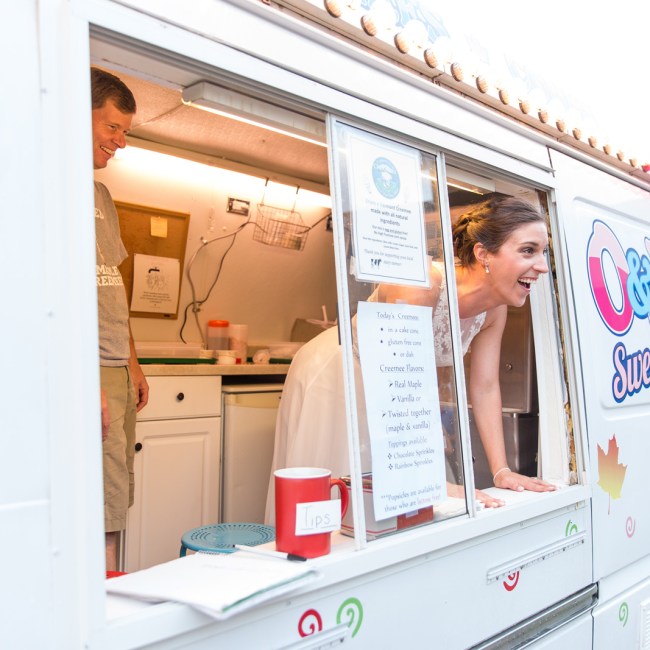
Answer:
[
  {"xmin": 626, "ymin": 517, "xmax": 636, "ymax": 538},
  {"xmin": 503, "ymin": 571, "xmax": 520, "ymax": 591},
  {"xmin": 298, "ymin": 609, "xmax": 323, "ymax": 637}
]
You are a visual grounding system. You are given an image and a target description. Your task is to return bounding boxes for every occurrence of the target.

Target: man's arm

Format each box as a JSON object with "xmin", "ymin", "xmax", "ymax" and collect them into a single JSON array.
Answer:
[{"xmin": 127, "ymin": 326, "xmax": 149, "ymax": 411}]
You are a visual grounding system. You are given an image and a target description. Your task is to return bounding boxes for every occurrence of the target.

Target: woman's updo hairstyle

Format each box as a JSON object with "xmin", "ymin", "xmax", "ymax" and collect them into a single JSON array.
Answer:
[{"xmin": 452, "ymin": 196, "xmax": 546, "ymax": 267}]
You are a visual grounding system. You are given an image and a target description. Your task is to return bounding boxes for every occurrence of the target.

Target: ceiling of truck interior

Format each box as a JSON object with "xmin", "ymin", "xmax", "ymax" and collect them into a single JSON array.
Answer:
[
  {"xmin": 113, "ymin": 69, "xmax": 331, "ymax": 191},
  {"xmin": 94, "ymin": 57, "xmax": 522, "ymax": 204}
]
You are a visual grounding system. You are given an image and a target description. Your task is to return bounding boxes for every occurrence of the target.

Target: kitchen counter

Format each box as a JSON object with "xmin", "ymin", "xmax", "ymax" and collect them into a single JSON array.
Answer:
[{"xmin": 141, "ymin": 363, "xmax": 290, "ymax": 378}]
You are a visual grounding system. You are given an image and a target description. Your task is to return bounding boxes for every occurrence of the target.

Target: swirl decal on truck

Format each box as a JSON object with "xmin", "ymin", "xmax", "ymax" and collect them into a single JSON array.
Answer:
[
  {"xmin": 565, "ymin": 519, "xmax": 579, "ymax": 536},
  {"xmin": 587, "ymin": 220, "xmax": 650, "ymax": 402},
  {"xmin": 336, "ymin": 597, "xmax": 364, "ymax": 638},
  {"xmin": 503, "ymin": 571, "xmax": 520, "ymax": 591},
  {"xmin": 297, "ymin": 597, "xmax": 364, "ymax": 639},
  {"xmin": 298, "ymin": 609, "xmax": 323, "ymax": 637}
]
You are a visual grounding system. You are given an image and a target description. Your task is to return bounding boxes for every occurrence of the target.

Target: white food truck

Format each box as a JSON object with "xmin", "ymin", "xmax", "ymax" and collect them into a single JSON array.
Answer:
[{"xmin": 4, "ymin": 1, "xmax": 650, "ymax": 648}]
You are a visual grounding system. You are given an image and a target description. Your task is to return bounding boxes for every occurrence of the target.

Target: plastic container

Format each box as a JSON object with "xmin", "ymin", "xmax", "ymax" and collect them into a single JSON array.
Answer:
[
  {"xmin": 228, "ymin": 323, "xmax": 249, "ymax": 364},
  {"xmin": 215, "ymin": 350, "xmax": 237, "ymax": 365},
  {"xmin": 207, "ymin": 320, "xmax": 230, "ymax": 351}
]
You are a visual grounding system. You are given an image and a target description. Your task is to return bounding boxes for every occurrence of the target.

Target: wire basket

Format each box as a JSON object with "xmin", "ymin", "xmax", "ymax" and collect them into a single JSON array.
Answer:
[{"xmin": 253, "ymin": 203, "xmax": 310, "ymax": 251}]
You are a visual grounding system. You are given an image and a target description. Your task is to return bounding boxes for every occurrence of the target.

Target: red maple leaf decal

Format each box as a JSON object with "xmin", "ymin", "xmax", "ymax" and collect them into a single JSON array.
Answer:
[{"xmin": 597, "ymin": 435, "xmax": 627, "ymax": 514}]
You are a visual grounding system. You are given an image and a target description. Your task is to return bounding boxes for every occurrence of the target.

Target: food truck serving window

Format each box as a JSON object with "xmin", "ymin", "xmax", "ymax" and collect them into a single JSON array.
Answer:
[
  {"xmin": 24, "ymin": 4, "xmax": 592, "ymax": 646},
  {"xmin": 328, "ymin": 120, "xmax": 571, "ymax": 544}
]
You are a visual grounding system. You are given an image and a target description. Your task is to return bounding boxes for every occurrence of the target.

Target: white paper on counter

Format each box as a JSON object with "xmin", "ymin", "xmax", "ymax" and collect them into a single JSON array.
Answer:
[{"xmin": 105, "ymin": 552, "xmax": 320, "ymax": 620}]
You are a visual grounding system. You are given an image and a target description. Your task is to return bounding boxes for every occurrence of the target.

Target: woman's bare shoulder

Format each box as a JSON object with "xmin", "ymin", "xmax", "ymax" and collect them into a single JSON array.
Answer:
[{"xmin": 482, "ymin": 303, "xmax": 508, "ymax": 330}]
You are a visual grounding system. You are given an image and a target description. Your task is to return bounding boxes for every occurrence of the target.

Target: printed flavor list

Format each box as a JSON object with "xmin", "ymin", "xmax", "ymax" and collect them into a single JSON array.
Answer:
[{"xmin": 356, "ymin": 301, "xmax": 447, "ymax": 521}]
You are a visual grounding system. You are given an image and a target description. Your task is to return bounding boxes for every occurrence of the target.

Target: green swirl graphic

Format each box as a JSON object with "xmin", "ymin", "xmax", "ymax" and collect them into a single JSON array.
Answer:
[
  {"xmin": 337, "ymin": 597, "xmax": 364, "ymax": 638},
  {"xmin": 619, "ymin": 601, "xmax": 629, "ymax": 627},
  {"xmin": 565, "ymin": 519, "xmax": 578, "ymax": 536}
]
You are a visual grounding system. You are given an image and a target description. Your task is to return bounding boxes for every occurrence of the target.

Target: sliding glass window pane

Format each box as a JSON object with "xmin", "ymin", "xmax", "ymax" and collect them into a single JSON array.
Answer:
[
  {"xmin": 331, "ymin": 123, "xmax": 468, "ymax": 543},
  {"xmin": 444, "ymin": 172, "xmax": 555, "ymax": 498}
]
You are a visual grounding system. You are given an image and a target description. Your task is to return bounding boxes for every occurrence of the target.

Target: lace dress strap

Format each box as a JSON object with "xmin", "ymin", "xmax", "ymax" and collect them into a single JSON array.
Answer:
[{"xmin": 432, "ymin": 262, "xmax": 486, "ymax": 367}]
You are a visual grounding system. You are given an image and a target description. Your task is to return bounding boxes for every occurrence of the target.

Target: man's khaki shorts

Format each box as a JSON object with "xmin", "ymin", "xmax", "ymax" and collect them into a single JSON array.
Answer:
[{"xmin": 101, "ymin": 366, "xmax": 137, "ymax": 532}]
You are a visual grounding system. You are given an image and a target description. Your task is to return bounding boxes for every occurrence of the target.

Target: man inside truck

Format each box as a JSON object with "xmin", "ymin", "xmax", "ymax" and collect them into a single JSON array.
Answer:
[
  {"xmin": 267, "ymin": 196, "xmax": 555, "ymax": 522},
  {"xmin": 91, "ymin": 67, "xmax": 149, "ymax": 570}
]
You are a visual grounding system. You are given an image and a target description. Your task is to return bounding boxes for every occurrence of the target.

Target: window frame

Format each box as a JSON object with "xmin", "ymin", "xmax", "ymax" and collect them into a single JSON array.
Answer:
[{"xmin": 328, "ymin": 116, "xmax": 578, "ymax": 550}]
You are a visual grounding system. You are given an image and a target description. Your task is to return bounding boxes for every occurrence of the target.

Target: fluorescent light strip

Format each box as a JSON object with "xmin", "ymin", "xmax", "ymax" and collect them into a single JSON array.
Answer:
[
  {"xmin": 182, "ymin": 82, "xmax": 327, "ymax": 148},
  {"xmin": 447, "ymin": 180, "xmax": 487, "ymax": 195},
  {"xmin": 446, "ymin": 166, "xmax": 496, "ymax": 193}
]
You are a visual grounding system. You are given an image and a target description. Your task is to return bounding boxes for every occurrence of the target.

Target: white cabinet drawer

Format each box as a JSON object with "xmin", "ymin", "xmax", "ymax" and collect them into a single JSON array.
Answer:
[{"xmin": 138, "ymin": 375, "xmax": 222, "ymax": 420}]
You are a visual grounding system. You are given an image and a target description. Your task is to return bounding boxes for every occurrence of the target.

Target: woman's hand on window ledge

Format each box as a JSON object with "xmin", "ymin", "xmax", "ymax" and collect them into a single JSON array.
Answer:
[{"xmin": 494, "ymin": 470, "xmax": 557, "ymax": 493}]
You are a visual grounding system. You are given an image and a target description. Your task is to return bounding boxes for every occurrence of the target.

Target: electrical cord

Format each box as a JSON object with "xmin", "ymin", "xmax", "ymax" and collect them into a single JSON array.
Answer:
[
  {"xmin": 179, "ymin": 219, "xmax": 253, "ymax": 344},
  {"xmin": 308, "ymin": 212, "xmax": 331, "ymax": 228},
  {"xmin": 178, "ymin": 209, "xmax": 332, "ymax": 344}
]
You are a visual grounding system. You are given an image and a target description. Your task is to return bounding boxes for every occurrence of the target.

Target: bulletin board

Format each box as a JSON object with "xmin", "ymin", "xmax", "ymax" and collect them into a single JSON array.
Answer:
[{"xmin": 115, "ymin": 201, "xmax": 190, "ymax": 319}]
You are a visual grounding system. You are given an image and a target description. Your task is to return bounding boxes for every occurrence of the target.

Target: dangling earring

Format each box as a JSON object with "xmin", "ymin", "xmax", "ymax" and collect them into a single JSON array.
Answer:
[{"xmin": 484, "ymin": 262, "xmax": 490, "ymax": 274}]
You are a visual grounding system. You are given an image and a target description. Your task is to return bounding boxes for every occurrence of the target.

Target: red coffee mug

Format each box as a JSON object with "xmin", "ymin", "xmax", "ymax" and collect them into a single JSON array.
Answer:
[{"xmin": 275, "ymin": 467, "xmax": 349, "ymax": 558}]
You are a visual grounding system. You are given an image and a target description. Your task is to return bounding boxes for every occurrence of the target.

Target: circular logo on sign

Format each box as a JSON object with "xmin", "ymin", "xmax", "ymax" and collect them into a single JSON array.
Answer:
[{"xmin": 372, "ymin": 157, "xmax": 400, "ymax": 199}]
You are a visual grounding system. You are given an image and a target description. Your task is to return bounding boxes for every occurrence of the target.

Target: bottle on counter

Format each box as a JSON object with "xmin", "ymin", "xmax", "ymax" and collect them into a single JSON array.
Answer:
[
  {"xmin": 228, "ymin": 323, "xmax": 249, "ymax": 364},
  {"xmin": 207, "ymin": 320, "xmax": 230, "ymax": 351}
]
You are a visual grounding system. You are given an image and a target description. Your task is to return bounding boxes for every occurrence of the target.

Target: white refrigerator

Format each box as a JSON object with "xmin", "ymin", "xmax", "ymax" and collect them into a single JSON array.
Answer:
[{"xmin": 220, "ymin": 384, "xmax": 284, "ymax": 524}]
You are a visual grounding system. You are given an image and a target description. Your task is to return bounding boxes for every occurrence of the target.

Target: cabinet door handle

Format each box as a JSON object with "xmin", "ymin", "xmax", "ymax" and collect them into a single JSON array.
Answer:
[
  {"xmin": 134, "ymin": 442, "xmax": 143, "ymax": 453},
  {"xmin": 176, "ymin": 392, "xmax": 185, "ymax": 401}
]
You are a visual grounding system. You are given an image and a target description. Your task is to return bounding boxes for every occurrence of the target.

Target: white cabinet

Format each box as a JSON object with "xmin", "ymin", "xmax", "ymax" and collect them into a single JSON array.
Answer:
[{"xmin": 124, "ymin": 375, "xmax": 221, "ymax": 572}]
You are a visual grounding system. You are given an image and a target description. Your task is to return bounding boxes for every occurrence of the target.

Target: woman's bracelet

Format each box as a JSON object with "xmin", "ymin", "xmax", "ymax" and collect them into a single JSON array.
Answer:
[{"xmin": 493, "ymin": 466, "xmax": 511, "ymax": 482}]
